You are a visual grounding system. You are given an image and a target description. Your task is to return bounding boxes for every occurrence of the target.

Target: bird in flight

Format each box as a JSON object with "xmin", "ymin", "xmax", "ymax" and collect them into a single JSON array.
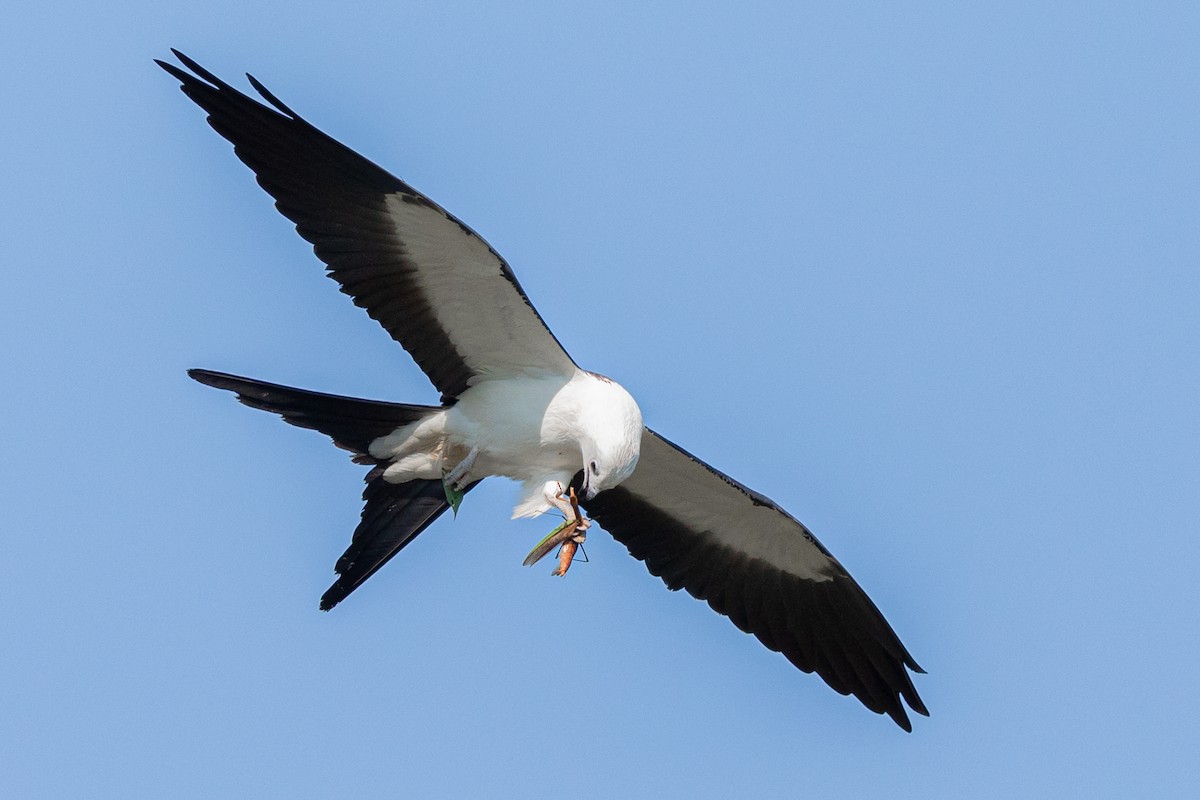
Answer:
[{"xmin": 160, "ymin": 50, "xmax": 928, "ymax": 730}]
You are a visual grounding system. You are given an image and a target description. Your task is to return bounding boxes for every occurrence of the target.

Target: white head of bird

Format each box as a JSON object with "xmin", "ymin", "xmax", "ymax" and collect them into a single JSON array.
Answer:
[{"xmin": 574, "ymin": 372, "xmax": 643, "ymax": 499}]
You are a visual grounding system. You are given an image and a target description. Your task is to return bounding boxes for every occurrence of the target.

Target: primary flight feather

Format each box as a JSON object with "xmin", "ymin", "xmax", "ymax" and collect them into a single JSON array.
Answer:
[{"xmin": 161, "ymin": 50, "xmax": 927, "ymax": 730}]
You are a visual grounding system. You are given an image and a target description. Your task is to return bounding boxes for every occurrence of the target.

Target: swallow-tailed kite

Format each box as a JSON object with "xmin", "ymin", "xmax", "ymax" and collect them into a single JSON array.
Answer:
[{"xmin": 160, "ymin": 50, "xmax": 928, "ymax": 730}]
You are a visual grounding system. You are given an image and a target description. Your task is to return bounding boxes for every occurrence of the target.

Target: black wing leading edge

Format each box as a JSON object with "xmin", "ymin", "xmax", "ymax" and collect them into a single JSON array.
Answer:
[
  {"xmin": 583, "ymin": 430, "xmax": 928, "ymax": 731},
  {"xmin": 163, "ymin": 50, "xmax": 578, "ymax": 608},
  {"xmin": 159, "ymin": 50, "xmax": 576, "ymax": 403}
]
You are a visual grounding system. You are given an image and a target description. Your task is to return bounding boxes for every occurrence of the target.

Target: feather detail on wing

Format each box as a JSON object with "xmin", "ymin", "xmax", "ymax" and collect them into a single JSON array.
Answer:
[
  {"xmin": 159, "ymin": 51, "xmax": 576, "ymax": 401},
  {"xmin": 583, "ymin": 429, "xmax": 928, "ymax": 731}
]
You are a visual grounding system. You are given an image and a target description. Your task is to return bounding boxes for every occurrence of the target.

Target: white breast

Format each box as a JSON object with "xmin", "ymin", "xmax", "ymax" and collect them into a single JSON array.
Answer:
[{"xmin": 444, "ymin": 372, "xmax": 583, "ymax": 481}]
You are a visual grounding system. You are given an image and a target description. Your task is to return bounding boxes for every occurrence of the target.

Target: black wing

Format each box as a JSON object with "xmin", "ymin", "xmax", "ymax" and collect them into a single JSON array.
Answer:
[
  {"xmin": 161, "ymin": 51, "xmax": 577, "ymax": 402},
  {"xmin": 584, "ymin": 429, "xmax": 928, "ymax": 731}
]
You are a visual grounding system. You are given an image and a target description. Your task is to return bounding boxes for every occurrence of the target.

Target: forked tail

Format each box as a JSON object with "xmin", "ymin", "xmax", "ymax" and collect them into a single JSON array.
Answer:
[{"xmin": 189, "ymin": 369, "xmax": 473, "ymax": 609}]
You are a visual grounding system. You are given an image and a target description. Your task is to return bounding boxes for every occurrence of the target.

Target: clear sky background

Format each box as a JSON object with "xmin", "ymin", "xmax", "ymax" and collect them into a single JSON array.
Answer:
[{"xmin": 3, "ymin": 2, "xmax": 1197, "ymax": 798}]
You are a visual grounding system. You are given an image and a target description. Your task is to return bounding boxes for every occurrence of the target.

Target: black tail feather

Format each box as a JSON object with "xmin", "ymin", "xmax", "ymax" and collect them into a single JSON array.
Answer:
[
  {"xmin": 188, "ymin": 369, "xmax": 437, "ymax": 457},
  {"xmin": 320, "ymin": 471, "xmax": 478, "ymax": 610},
  {"xmin": 189, "ymin": 368, "xmax": 463, "ymax": 608}
]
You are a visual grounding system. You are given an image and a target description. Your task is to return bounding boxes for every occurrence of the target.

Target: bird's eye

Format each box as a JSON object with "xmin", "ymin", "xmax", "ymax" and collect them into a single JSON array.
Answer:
[{"xmin": 590, "ymin": 460, "xmax": 599, "ymax": 474}]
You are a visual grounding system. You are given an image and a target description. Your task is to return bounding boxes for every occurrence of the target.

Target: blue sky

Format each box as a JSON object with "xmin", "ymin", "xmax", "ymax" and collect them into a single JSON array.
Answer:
[{"xmin": 3, "ymin": 2, "xmax": 1198, "ymax": 797}]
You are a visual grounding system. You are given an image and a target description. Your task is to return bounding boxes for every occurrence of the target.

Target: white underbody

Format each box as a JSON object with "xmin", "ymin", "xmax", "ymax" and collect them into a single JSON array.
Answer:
[{"xmin": 368, "ymin": 369, "xmax": 643, "ymax": 518}]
